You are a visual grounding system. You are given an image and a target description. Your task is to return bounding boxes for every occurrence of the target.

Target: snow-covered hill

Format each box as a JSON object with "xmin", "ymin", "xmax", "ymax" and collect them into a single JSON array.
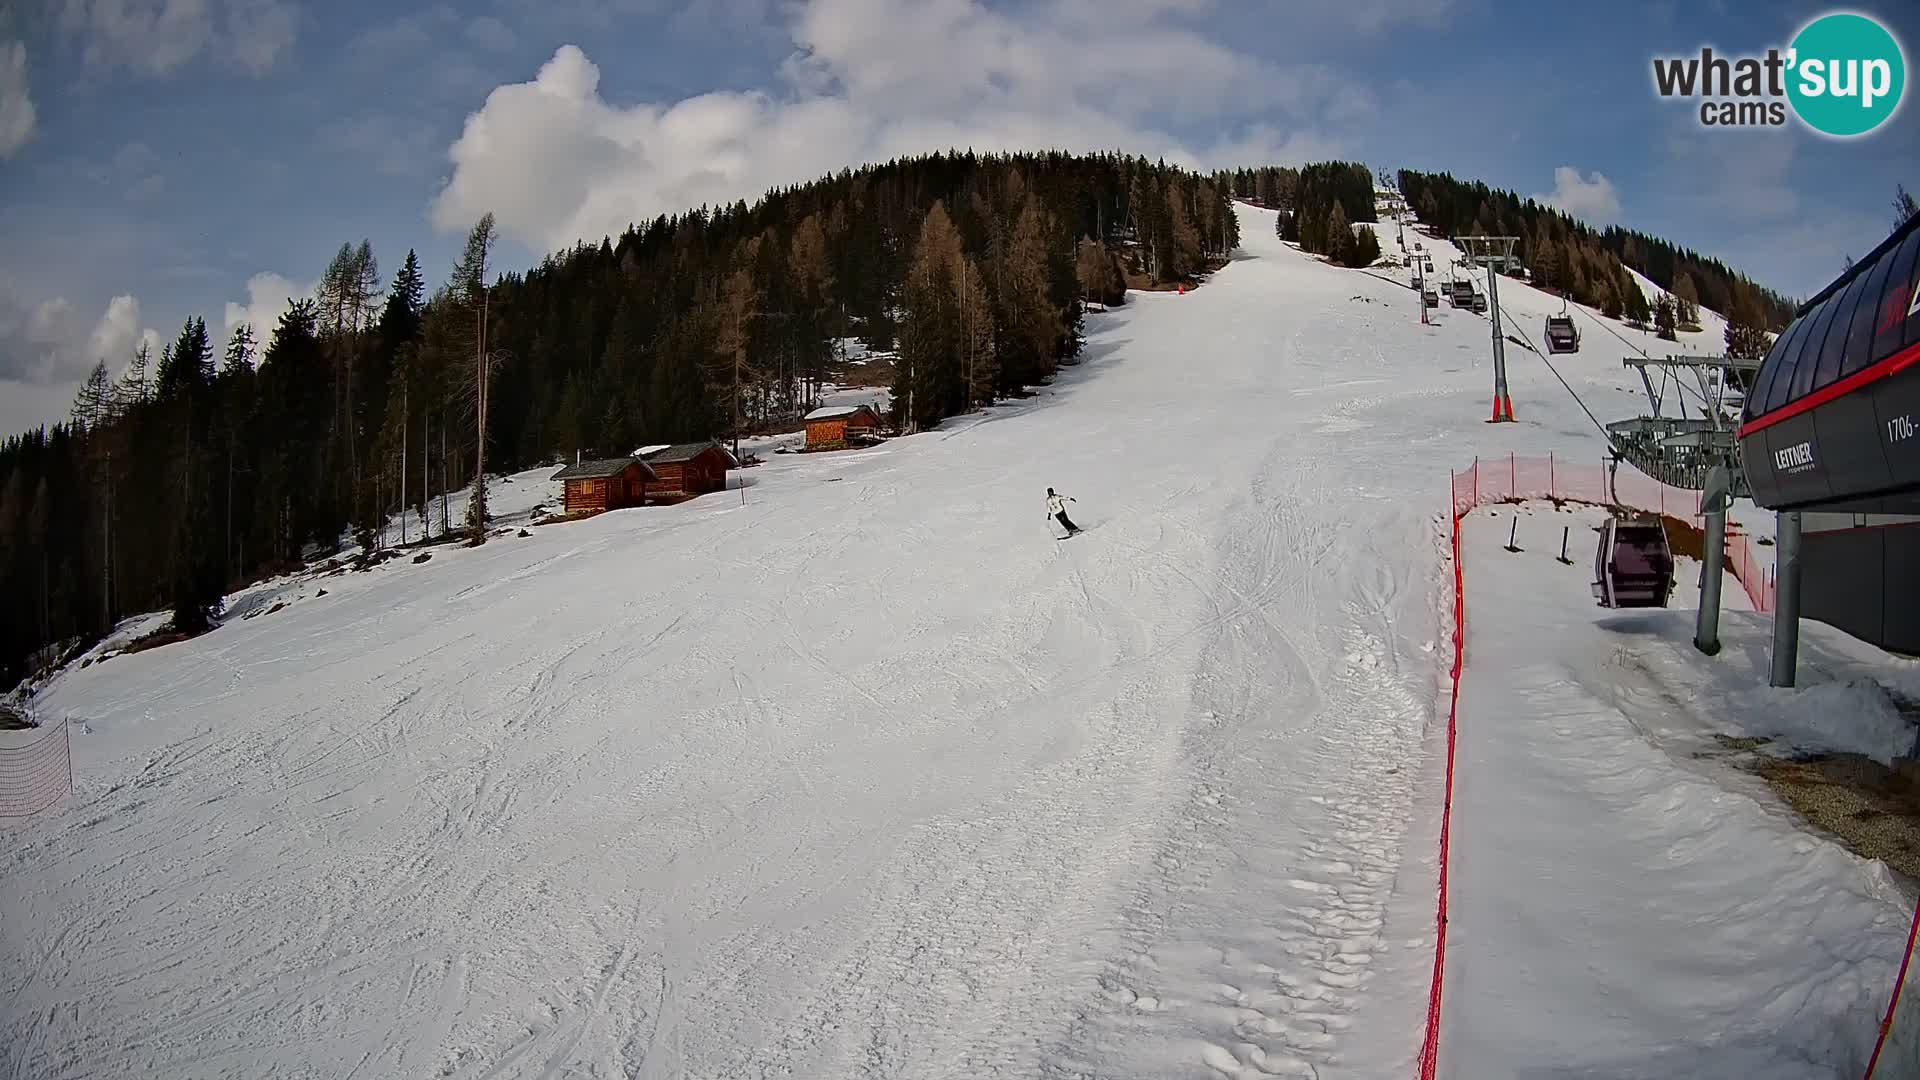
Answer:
[{"xmin": 1, "ymin": 203, "xmax": 1901, "ymax": 1079}]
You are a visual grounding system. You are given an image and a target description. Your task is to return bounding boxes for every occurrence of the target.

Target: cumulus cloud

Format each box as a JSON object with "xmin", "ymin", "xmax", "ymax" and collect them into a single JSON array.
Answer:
[
  {"xmin": 58, "ymin": 0, "xmax": 296, "ymax": 77},
  {"xmin": 1534, "ymin": 166, "xmax": 1622, "ymax": 224},
  {"xmin": 0, "ymin": 266, "xmax": 315, "ymax": 433},
  {"xmin": 223, "ymin": 271, "xmax": 313, "ymax": 340},
  {"xmin": 431, "ymin": 0, "xmax": 1363, "ymax": 252},
  {"xmin": 88, "ymin": 295, "xmax": 164, "ymax": 369},
  {"xmin": 0, "ymin": 40, "xmax": 35, "ymax": 157},
  {"xmin": 0, "ymin": 282, "xmax": 163, "ymax": 433}
]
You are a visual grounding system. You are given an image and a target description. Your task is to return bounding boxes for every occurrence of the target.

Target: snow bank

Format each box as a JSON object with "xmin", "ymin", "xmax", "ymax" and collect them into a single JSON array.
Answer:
[{"xmin": 1445, "ymin": 501, "xmax": 1913, "ymax": 1078}]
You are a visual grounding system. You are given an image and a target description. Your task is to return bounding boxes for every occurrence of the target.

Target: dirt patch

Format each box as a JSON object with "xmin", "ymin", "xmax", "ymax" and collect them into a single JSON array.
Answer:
[
  {"xmin": 832, "ymin": 355, "xmax": 896, "ymax": 389},
  {"xmin": 121, "ymin": 627, "xmax": 203, "ymax": 656},
  {"xmin": 1123, "ymin": 257, "xmax": 1229, "ymax": 294},
  {"xmin": 530, "ymin": 509, "xmax": 602, "ymax": 527},
  {"xmin": 1751, "ymin": 751, "xmax": 1920, "ymax": 881}
]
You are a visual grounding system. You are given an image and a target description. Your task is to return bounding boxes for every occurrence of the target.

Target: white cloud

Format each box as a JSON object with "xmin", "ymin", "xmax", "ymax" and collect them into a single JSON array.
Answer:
[
  {"xmin": 0, "ymin": 40, "xmax": 35, "ymax": 157},
  {"xmin": 0, "ymin": 282, "xmax": 162, "ymax": 433},
  {"xmin": 223, "ymin": 271, "xmax": 313, "ymax": 340},
  {"xmin": 88, "ymin": 295, "xmax": 164, "ymax": 368},
  {"xmin": 1534, "ymin": 166, "xmax": 1622, "ymax": 224},
  {"xmin": 431, "ymin": 0, "xmax": 1363, "ymax": 252},
  {"xmin": 57, "ymin": 0, "xmax": 296, "ymax": 77},
  {"xmin": 0, "ymin": 265, "xmax": 312, "ymax": 433}
]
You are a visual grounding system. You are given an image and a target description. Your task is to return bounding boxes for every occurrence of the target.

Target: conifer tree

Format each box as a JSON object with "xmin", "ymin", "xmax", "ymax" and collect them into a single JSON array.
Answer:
[
  {"xmin": 71, "ymin": 361, "xmax": 114, "ymax": 429},
  {"xmin": 896, "ymin": 202, "xmax": 965, "ymax": 431},
  {"xmin": 1325, "ymin": 202, "xmax": 1354, "ymax": 264},
  {"xmin": 1672, "ymin": 273, "xmax": 1701, "ymax": 328},
  {"xmin": 1654, "ymin": 294, "xmax": 1678, "ymax": 340},
  {"xmin": 1619, "ymin": 266, "xmax": 1651, "ymax": 326},
  {"xmin": 224, "ymin": 324, "xmax": 257, "ymax": 374},
  {"xmin": 450, "ymin": 214, "xmax": 496, "ymax": 545},
  {"xmin": 955, "ymin": 255, "xmax": 997, "ymax": 407}
]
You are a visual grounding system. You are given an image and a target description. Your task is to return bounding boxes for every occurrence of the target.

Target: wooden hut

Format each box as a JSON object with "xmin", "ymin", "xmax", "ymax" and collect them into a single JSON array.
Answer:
[
  {"xmin": 803, "ymin": 404, "xmax": 881, "ymax": 450},
  {"xmin": 551, "ymin": 457, "xmax": 655, "ymax": 514},
  {"xmin": 638, "ymin": 442, "xmax": 736, "ymax": 499}
]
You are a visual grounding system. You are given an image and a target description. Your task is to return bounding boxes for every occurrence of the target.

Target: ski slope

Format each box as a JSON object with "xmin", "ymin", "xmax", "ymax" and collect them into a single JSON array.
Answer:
[{"xmin": 0, "ymin": 202, "xmax": 1891, "ymax": 1079}]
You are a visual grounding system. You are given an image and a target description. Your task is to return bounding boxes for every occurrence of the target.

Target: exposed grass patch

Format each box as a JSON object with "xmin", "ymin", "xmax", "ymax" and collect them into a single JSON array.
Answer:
[{"xmin": 1751, "ymin": 751, "xmax": 1920, "ymax": 882}]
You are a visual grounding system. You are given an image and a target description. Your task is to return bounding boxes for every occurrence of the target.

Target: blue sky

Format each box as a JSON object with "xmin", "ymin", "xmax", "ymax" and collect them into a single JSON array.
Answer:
[{"xmin": 0, "ymin": 0, "xmax": 1914, "ymax": 435}]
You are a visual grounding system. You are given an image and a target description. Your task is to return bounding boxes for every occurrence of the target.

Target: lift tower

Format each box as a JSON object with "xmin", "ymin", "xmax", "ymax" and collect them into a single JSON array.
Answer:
[{"xmin": 1455, "ymin": 235, "xmax": 1520, "ymax": 422}]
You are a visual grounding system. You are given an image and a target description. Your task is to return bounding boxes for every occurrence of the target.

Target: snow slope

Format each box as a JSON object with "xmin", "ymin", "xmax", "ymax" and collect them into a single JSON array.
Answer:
[
  {"xmin": 1446, "ymin": 503, "xmax": 1913, "ymax": 1077},
  {"xmin": 0, "ymin": 202, "xmax": 1896, "ymax": 1079}
]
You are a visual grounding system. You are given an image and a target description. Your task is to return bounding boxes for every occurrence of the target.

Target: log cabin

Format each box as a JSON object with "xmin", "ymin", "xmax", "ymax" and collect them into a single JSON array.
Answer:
[
  {"xmin": 803, "ymin": 404, "xmax": 881, "ymax": 450},
  {"xmin": 637, "ymin": 442, "xmax": 736, "ymax": 499},
  {"xmin": 550, "ymin": 457, "xmax": 655, "ymax": 514}
]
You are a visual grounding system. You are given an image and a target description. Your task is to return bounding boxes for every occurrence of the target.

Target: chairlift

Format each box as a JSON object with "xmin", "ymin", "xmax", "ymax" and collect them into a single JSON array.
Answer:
[
  {"xmin": 1423, "ymin": 287, "xmax": 1439, "ymax": 308},
  {"xmin": 1591, "ymin": 514, "xmax": 1675, "ymax": 608},
  {"xmin": 1544, "ymin": 295, "xmax": 1581, "ymax": 354}
]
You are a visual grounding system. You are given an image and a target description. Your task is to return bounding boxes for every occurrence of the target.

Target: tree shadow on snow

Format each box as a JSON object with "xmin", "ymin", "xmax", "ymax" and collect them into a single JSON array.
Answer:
[{"xmin": 931, "ymin": 337, "xmax": 1134, "ymax": 441}]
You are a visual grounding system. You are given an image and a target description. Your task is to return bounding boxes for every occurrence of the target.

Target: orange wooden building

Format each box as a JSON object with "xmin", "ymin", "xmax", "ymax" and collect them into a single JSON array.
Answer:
[
  {"xmin": 803, "ymin": 404, "xmax": 881, "ymax": 450},
  {"xmin": 638, "ymin": 442, "xmax": 736, "ymax": 498},
  {"xmin": 551, "ymin": 457, "xmax": 655, "ymax": 513}
]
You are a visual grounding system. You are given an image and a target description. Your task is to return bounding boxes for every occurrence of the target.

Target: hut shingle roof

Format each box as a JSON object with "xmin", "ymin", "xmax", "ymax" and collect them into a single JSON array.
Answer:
[{"xmin": 551, "ymin": 458, "xmax": 655, "ymax": 481}]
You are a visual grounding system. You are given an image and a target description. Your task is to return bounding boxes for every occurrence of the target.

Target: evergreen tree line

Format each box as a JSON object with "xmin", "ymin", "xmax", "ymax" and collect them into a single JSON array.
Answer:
[
  {"xmin": 0, "ymin": 151, "xmax": 1235, "ymax": 686},
  {"xmin": 1223, "ymin": 162, "xmax": 1384, "ymax": 266},
  {"xmin": 1396, "ymin": 169, "xmax": 1794, "ymax": 343}
]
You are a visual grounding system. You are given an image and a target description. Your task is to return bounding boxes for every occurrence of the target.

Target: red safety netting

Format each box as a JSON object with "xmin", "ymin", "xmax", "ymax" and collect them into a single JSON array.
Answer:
[
  {"xmin": 1422, "ymin": 453, "xmax": 1793, "ymax": 1080},
  {"xmin": 0, "ymin": 719, "xmax": 72, "ymax": 819},
  {"xmin": 1418, "ymin": 491, "xmax": 1466, "ymax": 1080},
  {"xmin": 1447, "ymin": 453, "xmax": 1776, "ymax": 611}
]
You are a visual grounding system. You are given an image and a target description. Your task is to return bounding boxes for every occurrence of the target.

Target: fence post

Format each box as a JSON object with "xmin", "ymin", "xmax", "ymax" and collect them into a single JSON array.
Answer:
[
  {"xmin": 1549, "ymin": 451, "xmax": 1555, "ymax": 499},
  {"xmin": 1510, "ymin": 452, "xmax": 1517, "ymax": 496},
  {"xmin": 1473, "ymin": 457, "xmax": 1479, "ymax": 506}
]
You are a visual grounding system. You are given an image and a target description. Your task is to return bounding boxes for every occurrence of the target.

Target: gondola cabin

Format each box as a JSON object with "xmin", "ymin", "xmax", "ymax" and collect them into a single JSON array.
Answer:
[
  {"xmin": 551, "ymin": 457, "xmax": 655, "ymax": 514},
  {"xmin": 637, "ymin": 441, "xmax": 736, "ymax": 499},
  {"xmin": 1592, "ymin": 515, "xmax": 1675, "ymax": 608},
  {"xmin": 1545, "ymin": 315, "xmax": 1581, "ymax": 353},
  {"xmin": 803, "ymin": 404, "xmax": 881, "ymax": 450}
]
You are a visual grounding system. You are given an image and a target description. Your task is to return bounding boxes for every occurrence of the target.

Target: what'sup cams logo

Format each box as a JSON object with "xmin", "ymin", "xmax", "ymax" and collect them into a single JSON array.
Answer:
[{"xmin": 1652, "ymin": 11, "xmax": 1906, "ymax": 137}]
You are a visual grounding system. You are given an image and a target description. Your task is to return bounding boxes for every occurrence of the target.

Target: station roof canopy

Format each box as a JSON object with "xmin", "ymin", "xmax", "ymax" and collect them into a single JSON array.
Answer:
[{"xmin": 1738, "ymin": 213, "xmax": 1920, "ymax": 513}]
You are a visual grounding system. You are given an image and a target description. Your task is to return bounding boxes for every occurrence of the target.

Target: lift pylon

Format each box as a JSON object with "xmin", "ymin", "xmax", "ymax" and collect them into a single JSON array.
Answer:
[{"xmin": 1455, "ymin": 235, "xmax": 1520, "ymax": 422}]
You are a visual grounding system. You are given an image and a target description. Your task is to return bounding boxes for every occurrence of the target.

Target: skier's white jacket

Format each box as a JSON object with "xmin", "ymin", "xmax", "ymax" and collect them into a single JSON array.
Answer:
[{"xmin": 1047, "ymin": 493, "xmax": 1068, "ymax": 515}]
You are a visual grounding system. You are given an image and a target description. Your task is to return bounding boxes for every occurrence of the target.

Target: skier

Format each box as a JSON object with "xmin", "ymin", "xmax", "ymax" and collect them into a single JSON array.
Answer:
[{"xmin": 1046, "ymin": 487, "xmax": 1082, "ymax": 537}]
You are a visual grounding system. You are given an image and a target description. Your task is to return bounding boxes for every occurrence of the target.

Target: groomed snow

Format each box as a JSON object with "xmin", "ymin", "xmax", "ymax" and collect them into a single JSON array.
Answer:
[
  {"xmin": 1446, "ymin": 502, "xmax": 1914, "ymax": 1078},
  {"xmin": 2, "ymin": 202, "xmax": 1906, "ymax": 1079}
]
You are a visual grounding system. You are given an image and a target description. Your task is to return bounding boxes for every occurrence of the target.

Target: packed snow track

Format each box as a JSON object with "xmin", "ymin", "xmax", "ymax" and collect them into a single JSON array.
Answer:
[{"xmin": 8, "ymin": 206, "xmax": 1519, "ymax": 1078}]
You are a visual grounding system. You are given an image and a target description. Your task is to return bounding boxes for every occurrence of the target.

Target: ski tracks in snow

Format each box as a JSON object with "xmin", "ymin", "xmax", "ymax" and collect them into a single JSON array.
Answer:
[{"xmin": 1040, "ymin": 297, "xmax": 1446, "ymax": 1079}]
